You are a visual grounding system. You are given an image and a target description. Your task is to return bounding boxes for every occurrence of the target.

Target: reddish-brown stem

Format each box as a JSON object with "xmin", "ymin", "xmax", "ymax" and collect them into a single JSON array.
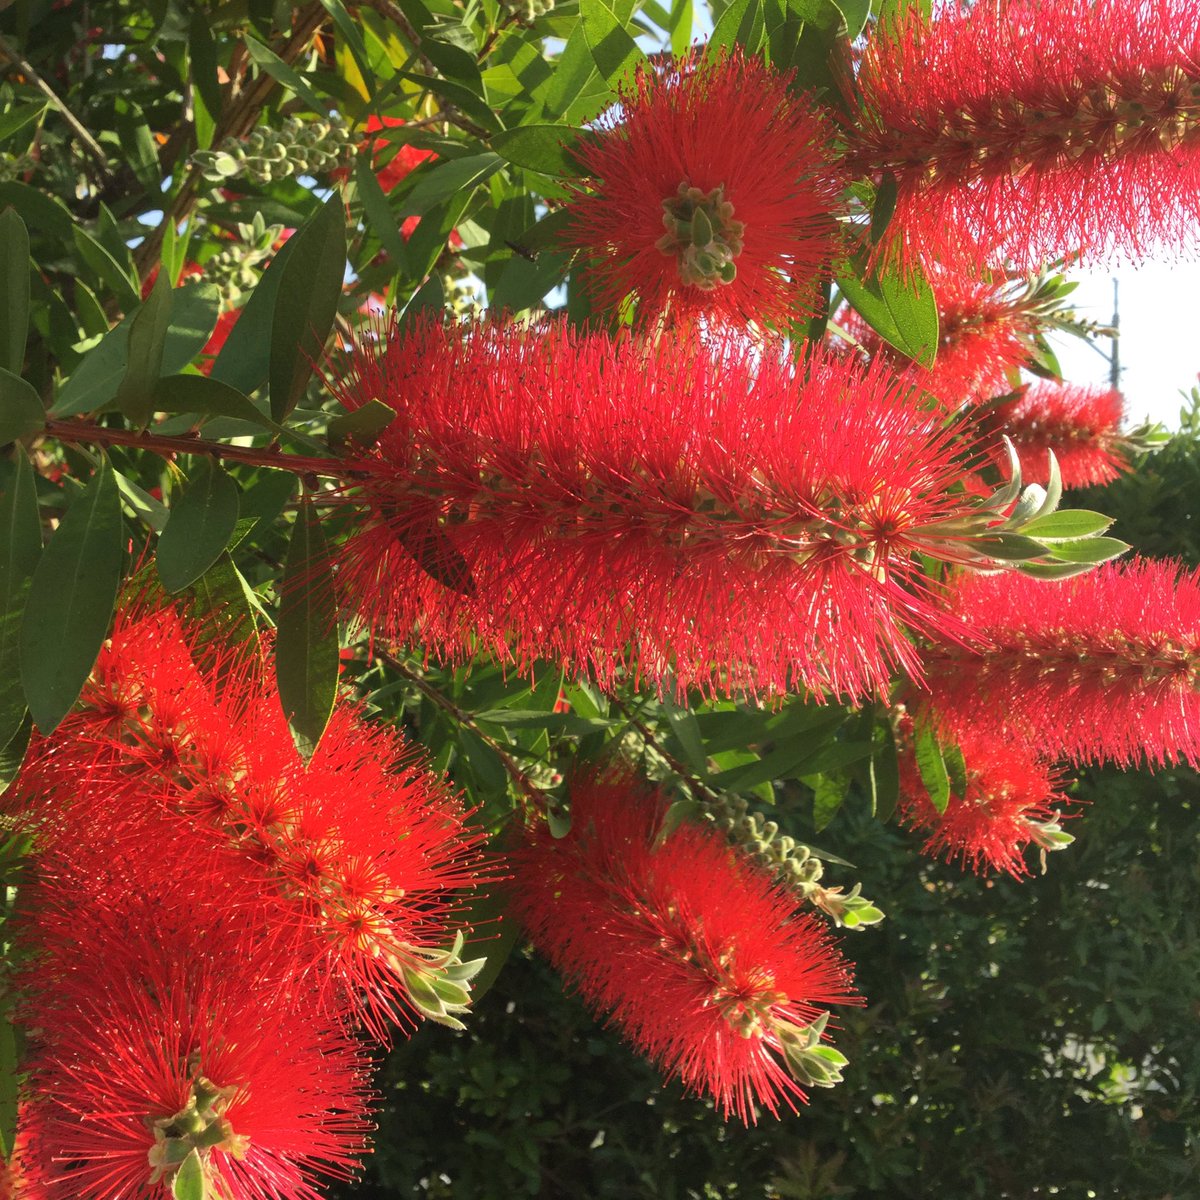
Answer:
[{"xmin": 44, "ymin": 418, "xmax": 356, "ymax": 478}]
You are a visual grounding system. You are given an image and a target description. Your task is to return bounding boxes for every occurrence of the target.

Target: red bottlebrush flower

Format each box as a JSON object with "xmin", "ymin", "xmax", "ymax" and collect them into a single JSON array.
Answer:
[
  {"xmin": 563, "ymin": 51, "xmax": 841, "ymax": 328},
  {"xmin": 359, "ymin": 115, "xmax": 435, "ymax": 195},
  {"xmin": 332, "ymin": 317, "xmax": 996, "ymax": 701},
  {"xmin": 852, "ymin": 0, "xmax": 1200, "ymax": 271},
  {"xmin": 898, "ymin": 723, "xmax": 1072, "ymax": 878},
  {"xmin": 922, "ymin": 558, "xmax": 1200, "ymax": 768},
  {"xmin": 510, "ymin": 770, "xmax": 858, "ymax": 1123},
  {"xmin": 986, "ymin": 382, "xmax": 1130, "ymax": 489},
  {"xmin": 835, "ymin": 267, "xmax": 1038, "ymax": 405},
  {"xmin": 19, "ymin": 894, "xmax": 373, "ymax": 1200},
  {"xmin": 1, "ymin": 1108, "xmax": 48, "ymax": 1200},
  {"xmin": 4, "ymin": 606, "xmax": 484, "ymax": 1040}
]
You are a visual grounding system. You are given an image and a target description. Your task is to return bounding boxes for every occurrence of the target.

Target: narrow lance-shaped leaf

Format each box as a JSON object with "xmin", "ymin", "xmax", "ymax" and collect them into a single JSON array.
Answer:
[
  {"xmin": 269, "ymin": 194, "xmax": 346, "ymax": 424},
  {"xmin": 0, "ymin": 368, "xmax": 45, "ymax": 446},
  {"xmin": 0, "ymin": 207, "xmax": 30, "ymax": 375},
  {"xmin": 116, "ymin": 269, "xmax": 175, "ymax": 427},
  {"xmin": 913, "ymin": 719, "xmax": 951, "ymax": 814},
  {"xmin": 19, "ymin": 457, "xmax": 124, "ymax": 734},
  {"xmin": 276, "ymin": 495, "xmax": 339, "ymax": 756},
  {"xmin": 0, "ymin": 450, "xmax": 42, "ymax": 747},
  {"xmin": 156, "ymin": 461, "xmax": 241, "ymax": 593}
]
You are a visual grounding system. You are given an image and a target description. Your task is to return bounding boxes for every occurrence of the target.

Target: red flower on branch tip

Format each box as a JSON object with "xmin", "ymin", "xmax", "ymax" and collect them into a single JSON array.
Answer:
[
  {"xmin": 898, "ymin": 721, "xmax": 1074, "ymax": 878},
  {"xmin": 922, "ymin": 557, "xmax": 1200, "ymax": 768},
  {"xmin": 851, "ymin": 0, "xmax": 1200, "ymax": 272},
  {"xmin": 4, "ymin": 605, "xmax": 486, "ymax": 1041},
  {"xmin": 331, "ymin": 317, "xmax": 997, "ymax": 701},
  {"xmin": 510, "ymin": 769, "xmax": 859, "ymax": 1123},
  {"xmin": 562, "ymin": 50, "xmax": 842, "ymax": 328},
  {"xmin": 16, "ymin": 890, "xmax": 373, "ymax": 1200}
]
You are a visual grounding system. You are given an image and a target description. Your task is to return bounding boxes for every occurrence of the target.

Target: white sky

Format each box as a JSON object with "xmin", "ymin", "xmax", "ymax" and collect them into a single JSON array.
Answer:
[{"xmin": 1043, "ymin": 261, "xmax": 1200, "ymax": 432}]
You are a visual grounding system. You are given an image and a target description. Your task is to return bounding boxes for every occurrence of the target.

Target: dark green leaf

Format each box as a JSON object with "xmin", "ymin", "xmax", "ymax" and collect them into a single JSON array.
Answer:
[
  {"xmin": 1045, "ymin": 536, "xmax": 1130, "ymax": 564},
  {"xmin": 20, "ymin": 458, "xmax": 123, "ymax": 733},
  {"xmin": 835, "ymin": 255, "xmax": 939, "ymax": 367},
  {"xmin": 974, "ymin": 532, "xmax": 1052, "ymax": 561},
  {"xmin": 0, "ymin": 712, "xmax": 32, "ymax": 796},
  {"xmin": 491, "ymin": 250, "xmax": 572, "ymax": 314},
  {"xmin": 813, "ymin": 771, "xmax": 849, "ymax": 832},
  {"xmin": 491, "ymin": 125, "xmax": 588, "ymax": 177},
  {"xmin": 0, "ymin": 368, "xmax": 45, "ymax": 445},
  {"xmin": 0, "ymin": 207, "xmax": 30, "ymax": 375},
  {"xmin": 116, "ymin": 269, "xmax": 174, "ymax": 427},
  {"xmin": 179, "ymin": 552, "xmax": 263, "ymax": 665},
  {"xmin": 0, "ymin": 450, "xmax": 39, "ymax": 748},
  {"xmin": 868, "ymin": 721, "xmax": 899, "ymax": 821},
  {"xmin": 0, "ymin": 103, "xmax": 46, "ymax": 147},
  {"xmin": 0, "ymin": 183, "xmax": 73, "ymax": 240},
  {"xmin": 654, "ymin": 797, "xmax": 703, "ymax": 848},
  {"xmin": 581, "ymin": 0, "xmax": 648, "ymax": 86},
  {"xmin": 829, "ymin": 0, "xmax": 871, "ymax": 36},
  {"xmin": 152, "ymin": 374, "xmax": 279, "ymax": 430},
  {"xmin": 400, "ymin": 153, "xmax": 504, "ymax": 218},
  {"xmin": 276, "ymin": 496, "xmax": 339, "ymax": 756},
  {"xmin": 913, "ymin": 720, "xmax": 950, "ymax": 814},
  {"xmin": 327, "ymin": 399, "xmax": 396, "ymax": 450},
  {"xmin": 269, "ymin": 195, "xmax": 346, "ymax": 423},
  {"xmin": 157, "ymin": 462, "xmax": 241, "ymax": 593},
  {"xmin": 662, "ymin": 698, "xmax": 707, "ymax": 774},
  {"xmin": 355, "ymin": 154, "xmax": 409, "ymax": 268},
  {"xmin": 0, "ymin": 1007, "xmax": 17, "ymax": 1160},
  {"xmin": 870, "ymin": 173, "xmax": 898, "ymax": 245},
  {"xmin": 72, "ymin": 226, "xmax": 139, "ymax": 311},
  {"xmin": 243, "ymin": 33, "xmax": 325, "ymax": 110},
  {"xmin": 188, "ymin": 10, "xmax": 221, "ymax": 149}
]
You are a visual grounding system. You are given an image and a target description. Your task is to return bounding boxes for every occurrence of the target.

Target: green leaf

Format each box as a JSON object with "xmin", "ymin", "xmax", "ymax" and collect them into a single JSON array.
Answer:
[
  {"xmin": 829, "ymin": 0, "xmax": 871, "ymax": 36},
  {"xmin": 813, "ymin": 771, "xmax": 849, "ymax": 831},
  {"xmin": 0, "ymin": 103, "xmax": 46, "ymax": 147},
  {"xmin": 491, "ymin": 125, "xmax": 588, "ymax": 178},
  {"xmin": 276, "ymin": 496, "xmax": 339, "ymax": 756},
  {"xmin": 870, "ymin": 173, "xmax": 897, "ymax": 245},
  {"xmin": 1045, "ymin": 536, "xmax": 1130, "ymax": 565},
  {"xmin": 269, "ymin": 195, "xmax": 346, "ymax": 424},
  {"xmin": 188, "ymin": 11, "xmax": 221, "ymax": 149},
  {"xmin": 0, "ymin": 712, "xmax": 32, "ymax": 797},
  {"xmin": 662, "ymin": 698, "xmax": 707, "ymax": 774},
  {"xmin": 835, "ymin": 255, "xmax": 939, "ymax": 367},
  {"xmin": 152, "ymin": 375, "xmax": 280, "ymax": 431},
  {"xmin": 209, "ymin": 241, "xmax": 295, "ymax": 395},
  {"xmin": 0, "ymin": 368, "xmax": 45, "ymax": 445},
  {"xmin": 20, "ymin": 458, "xmax": 123, "ymax": 734},
  {"xmin": 242, "ymin": 33, "xmax": 325, "ymax": 111},
  {"xmin": 580, "ymin": 0, "xmax": 648, "ymax": 88},
  {"xmin": 457, "ymin": 889, "xmax": 520, "ymax": 1008},
  {"xmin": 868, "ymin": 721, "xmax": 899, "ymax": 821},
  {"xmin": 708, "ymin": 0, "xmax": 765, "ymax": 54},
  {"xmin": 400, "ymin": 153, "xmax": 504, "ymax": 218},
  {"xmin": 0, "ymin": 451, "xmax": 41, "ymax": 749},
  {"xmin": 172, "ymin": 1148, "xmax": 207, "ymax": 1200},
  {"xmin": 0, "ymin": 1007, "xmax": 17, "ymax": 1160},
  {"xmin": 973, "ymin": 531, "xmax": 1052, "ymax": 561},
  {"xmin": 355, "ymin": 154, "xmax": 409, "ymax": 268},
  {"xmin": 116, "ymin": 269, "xmax": 174, "ymax": 427},
  {"xmin": 913, "ymin": 720, "xmax": 950, "ymax": 814},
  {"xmin": 491, "ymin": 250, "xmax": 572, "ymax": 314},
  {"xmin": 157, "ymin": 462, "xmax": 241, "ymax": 593},
  {"xmin": 72, "ymin": 226, "xmax": 139, "ymax": 311},
  {"xmin": 654, "ymin": 797, "xmax": 703, "ymax": 848},
  {"xmin": 1019, "ymin": 509, "xmax": 1114, "ymax": 540},
  {"xmin": 0, "ymin": 208, "xmax": 30, "ymax": 375},
  {"xmin": 113, "ymin": 467, "xmax": 169, "ymax": 532},
  {"xmin": 180, "ymin": 552, "xmax": 263, "ymax": 663},
  {"xmin": 0, "ymin": 182, "xmax": 73, "ymax": 240},
  {"xmin": 326, "ymin": 399, "xmax": 396, "ymax": 450}
]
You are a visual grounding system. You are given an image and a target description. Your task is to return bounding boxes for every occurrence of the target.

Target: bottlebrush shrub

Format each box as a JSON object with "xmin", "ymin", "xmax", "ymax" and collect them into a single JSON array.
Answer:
[
  {"xmin": 985, "ymin": 382, "xmax": 1130, "ymax": 489},
  {"xmin": 834, "ymin": 268, "xmax": 1039, "ymax": 406},
  {"xmin": 509, "ymin": 769, "xmax": 858, "ymax": 1123},
  {"xmin": 851, "ymin": 0, "xmax": 1200, "ymax": 271},
  {"xmin": 562, "ymin": 50, "xmax": 841, "ymax": 328},
  {"xmin": 332, "ymin": 317, "xmax": 1006, "ymax": 700},
  {"xmin": 3, "ymin": 605, "xmax": 485, "ymax": 1040},
  {"xmin": 898, "ymin": 722, "xmax": 1074, "ymax": 878},
  {"xmin": 921, "ymin": 557, "xmax": 1200, "ymax": 768},
  {"xmin": 15, "ymin": 881, "xmax": 373, "ymax": 1200}
]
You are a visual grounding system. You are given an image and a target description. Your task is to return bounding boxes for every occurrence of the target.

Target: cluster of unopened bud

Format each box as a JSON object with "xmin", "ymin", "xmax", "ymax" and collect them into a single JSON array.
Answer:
[
  {"xmin": 656, "ymin": 182, "xmax": 744, "ymax": 290},
  {"xmin": 702, "ymin": 794, "xmax": 884, "ymax": 930},
  {"xmin": 395, "ymin": 930, "xmax": 486, "ymax": 1032},
  {"xmin": 499, "ymin": 0, "xmax": 555, "ymax": 23},
  {"xmin": 441, "ymin": 272, "xmax": 485, "ymax": 319},
  {"xmin": 147, "ymin": 1065, "xmax": 249, "ymax": 1190},
  {"xmin": 197, "ymin": 213, "xmax": 285, "ymax": 306},
  {"xmin": 194, "ymin": 114, "xmax": 353, "ymax": 186}
]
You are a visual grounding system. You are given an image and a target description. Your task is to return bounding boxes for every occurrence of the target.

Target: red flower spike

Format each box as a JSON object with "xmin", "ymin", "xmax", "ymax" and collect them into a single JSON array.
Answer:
[
  {"xmin": 834, "ymin": 268, "xmax": 1038, "ymax": 406},
  {"xmin": 852, "ymin": 0, "xmax": 1200, "ymax": 271},
  {"xmin": 898, "ymin": 724, "xmax": 1072, "ymax": 878},
  {"xmin": 923, "ymin": 558, "xmax": 1200, "ymax": 768},
  {"xmin": 1, "ymin": 1107, "xmax": 49, "ymax": 1200},
  {"xmin": 510, "ymin": 770, "xmax": 858, "ymax": 1124},
  {"xmin": 988, "ymin": 382, "xmax": 1129, "ymax": 489},
  {"xmin": 18, "ymin": 894, "xmax": 373, "ymax": 1200},
  {"xmin": 333, "ymin": 318, "xmax": 992, "ymax": 701},
  {"xmin": 563, "ymin": 51, "xmax": 842, "ymax": 327},
  {"xmin": 3, "ymin": 606, "xmax": 485, "ymax": 1041}
]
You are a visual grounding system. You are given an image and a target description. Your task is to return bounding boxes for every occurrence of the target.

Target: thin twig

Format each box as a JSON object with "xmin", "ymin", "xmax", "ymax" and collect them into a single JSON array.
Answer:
[
  {"xmin": 0, "ymin": 32, "xmax": 113, "ymax": 182},
  {"xmin": 609, "ymin": 695, "xmax": 720, "ymax": 802}
]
